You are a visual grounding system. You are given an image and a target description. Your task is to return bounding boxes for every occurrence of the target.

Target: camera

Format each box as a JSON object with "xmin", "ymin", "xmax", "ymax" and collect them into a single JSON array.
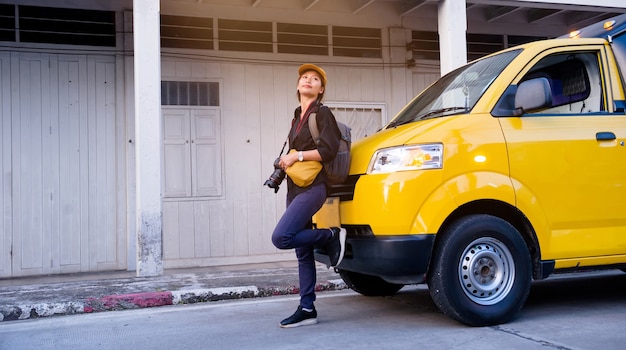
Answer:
[{"xmin": 264, "ymin": 158, "xmax": 286, "ymax": 193}]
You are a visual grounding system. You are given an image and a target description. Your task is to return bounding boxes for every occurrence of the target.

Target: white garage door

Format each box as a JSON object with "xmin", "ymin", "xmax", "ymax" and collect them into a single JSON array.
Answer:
[{"xmin": 0, "ymin": 52, "xmax": 125, "ymax": 278}]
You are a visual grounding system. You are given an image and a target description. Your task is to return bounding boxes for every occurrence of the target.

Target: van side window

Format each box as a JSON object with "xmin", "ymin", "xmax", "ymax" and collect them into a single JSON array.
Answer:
[{"xmin": 520, "ymin": 52, "xmax": 603, "ymax": 114}]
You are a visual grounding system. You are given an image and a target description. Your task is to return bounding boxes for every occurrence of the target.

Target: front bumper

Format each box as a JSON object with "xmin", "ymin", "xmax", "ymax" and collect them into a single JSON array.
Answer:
[{"xmin": 315, "ymin": 231, "xmax": 436, "ymax": 285}]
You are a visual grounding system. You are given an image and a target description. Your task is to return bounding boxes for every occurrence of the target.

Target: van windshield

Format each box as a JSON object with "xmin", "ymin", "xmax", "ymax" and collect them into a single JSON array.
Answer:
[{"xmin": 387, "ymin": 49, "xmax": 522, "ymax": 128}]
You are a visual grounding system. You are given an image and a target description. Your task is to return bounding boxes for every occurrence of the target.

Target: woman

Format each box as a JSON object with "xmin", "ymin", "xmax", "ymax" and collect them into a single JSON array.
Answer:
[{"xmin": 271, "ymin": 63, "xmax": 346, "ymax": 328}]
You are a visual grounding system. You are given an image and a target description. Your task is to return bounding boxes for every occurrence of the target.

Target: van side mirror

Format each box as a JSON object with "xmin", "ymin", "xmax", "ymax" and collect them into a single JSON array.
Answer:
[{"xmin": 514, "ymin": 77, "xmax": 552, "ymax": 115}]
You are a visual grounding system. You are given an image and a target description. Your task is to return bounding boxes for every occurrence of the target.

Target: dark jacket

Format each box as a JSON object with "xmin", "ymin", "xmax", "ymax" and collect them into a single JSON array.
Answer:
[{"xmin": 287, "ymin": 103, "xmax": 341, "ymax": 198}]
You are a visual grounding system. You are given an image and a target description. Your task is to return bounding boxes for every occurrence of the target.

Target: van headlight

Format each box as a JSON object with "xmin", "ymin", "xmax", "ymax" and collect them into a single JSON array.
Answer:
[{"xmin": 368, "ymin": 144, "xmax": 443, "ymax": 174}]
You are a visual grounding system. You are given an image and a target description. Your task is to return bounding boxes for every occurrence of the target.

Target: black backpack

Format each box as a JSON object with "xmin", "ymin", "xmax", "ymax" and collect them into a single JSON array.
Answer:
[{"xmin": 308, "ymin": 112, "xmax": 351, "ymax": 184}]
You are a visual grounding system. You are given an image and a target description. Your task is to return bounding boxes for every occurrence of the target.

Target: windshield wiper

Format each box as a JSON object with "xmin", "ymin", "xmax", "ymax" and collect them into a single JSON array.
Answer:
[
  {"xmin": 386, "ymin": 119, "xmax": 406, "ymax": 128},
  {"xmin": 416, "ymin": 106, "xmax": 468, "ymax": 121},
  {"xmin": 387, "ymin": 106, "xmax": 469, "ymax": 129}
]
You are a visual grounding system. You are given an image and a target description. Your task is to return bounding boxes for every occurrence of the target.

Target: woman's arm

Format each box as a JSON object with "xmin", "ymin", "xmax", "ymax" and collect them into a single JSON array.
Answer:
[
  {"xmin": 313, "ymin": 106, "xmax": 341, "ymax": 162},
  {"xmin": 279, "ymin": 149, "xmax": 321, "ymax": 170}
]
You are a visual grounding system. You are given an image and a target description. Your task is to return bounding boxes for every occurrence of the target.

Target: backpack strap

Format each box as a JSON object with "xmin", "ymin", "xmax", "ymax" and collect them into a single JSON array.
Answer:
[{"xmin": 308, "ymin": 112, "xmax": 321, "ymax": 146}]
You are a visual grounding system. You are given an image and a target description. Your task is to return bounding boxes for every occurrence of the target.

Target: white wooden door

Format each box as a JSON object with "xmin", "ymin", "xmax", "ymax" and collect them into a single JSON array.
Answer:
[
  {"xmin": 162, "ymin": 108, "xmax": 222, "ymax": 198},
  {"xmin": 192, "ymin": 109, "xmax": 222, "ymax": 197},
  {"xmin": 5, "ymin": 52, "xmax": 124, "ymax": 277},
  {"xmin": 162, "ymin": 109, "xmax": 192, "ymax": 197},
  {"xmin": 0, "ymin": 52, "xmax": 10, "ymax": 278},
  {"xmin": 11, "ymin": 52, "xmax": 52, "ymax": 276},
  {"xmin": 162, "ymin": 108, "xmax": 223, "ymax": 264}
]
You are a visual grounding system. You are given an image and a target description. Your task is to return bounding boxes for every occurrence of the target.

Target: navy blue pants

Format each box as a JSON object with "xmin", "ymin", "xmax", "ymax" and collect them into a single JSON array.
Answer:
[{"xmin": 271, "ymin": 182, "xmax": 331, "ymax": 309}]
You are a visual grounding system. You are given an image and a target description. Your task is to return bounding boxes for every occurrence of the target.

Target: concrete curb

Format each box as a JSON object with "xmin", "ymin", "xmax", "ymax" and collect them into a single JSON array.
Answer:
[{"xmin": 0, "ymin": 279, "xmax": 346, "ymax": 322}]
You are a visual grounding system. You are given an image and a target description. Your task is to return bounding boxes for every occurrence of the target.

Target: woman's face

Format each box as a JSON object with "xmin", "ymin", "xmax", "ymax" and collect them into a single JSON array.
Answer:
[{"xmin": 297, "ymin": 70, "xmax": 324, "ymax": 99}]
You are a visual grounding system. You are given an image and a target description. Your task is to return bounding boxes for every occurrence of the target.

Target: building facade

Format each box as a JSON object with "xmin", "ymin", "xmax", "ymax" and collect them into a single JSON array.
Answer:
[{"xmin": 0, "ymin": 0, "xmax": 624, "ymax": 278}]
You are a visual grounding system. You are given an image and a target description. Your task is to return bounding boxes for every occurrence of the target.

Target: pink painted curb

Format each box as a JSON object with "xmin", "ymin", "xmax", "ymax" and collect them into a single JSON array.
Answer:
[{"xmin": 85, "ymin": 291, "xmax": 173, "ymax": 312}]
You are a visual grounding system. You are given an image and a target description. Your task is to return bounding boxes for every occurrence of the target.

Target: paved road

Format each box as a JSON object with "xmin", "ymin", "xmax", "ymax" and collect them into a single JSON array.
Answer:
[{"xmin": 0, "ymin": 270, "xmax": 624, "ymax": 350}]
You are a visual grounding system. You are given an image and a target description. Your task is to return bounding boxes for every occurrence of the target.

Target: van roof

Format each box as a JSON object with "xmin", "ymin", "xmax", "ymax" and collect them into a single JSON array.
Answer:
[{"xmin": 561, "ymin": 13, "xmax": 626, "ymax": 40}]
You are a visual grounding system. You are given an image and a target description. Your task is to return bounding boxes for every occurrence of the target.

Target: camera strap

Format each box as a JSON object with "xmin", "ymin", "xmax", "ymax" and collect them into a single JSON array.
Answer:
[
  {"xmin": 278, "ymin": 137, "xmax": 289, "ymax": 157},
  {"xmin": 277, "ymin": 118, "xmax": 295, "ymax": 157}
]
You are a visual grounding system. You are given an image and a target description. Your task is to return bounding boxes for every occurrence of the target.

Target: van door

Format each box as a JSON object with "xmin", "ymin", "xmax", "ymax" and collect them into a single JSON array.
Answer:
[{"xmin": 499, "ymin": 46, "xmax": 626, "ymax": 262}]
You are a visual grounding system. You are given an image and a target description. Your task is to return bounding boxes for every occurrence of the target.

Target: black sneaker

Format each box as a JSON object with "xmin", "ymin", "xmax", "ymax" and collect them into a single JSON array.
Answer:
[
  {"xmin": 279, "ymin": 306, "xmax": 318, "ymax": 328},
  {"xmin": 326, "ymin": 227, "xmax": 347, "ymax": 267}
]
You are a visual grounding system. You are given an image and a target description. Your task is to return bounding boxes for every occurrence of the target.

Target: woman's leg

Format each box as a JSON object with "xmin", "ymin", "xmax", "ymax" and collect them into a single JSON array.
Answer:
[
  {"xmin": 271, "ymin": 183, "xmax": 329, "ymax": 251},
  {"xmin": 271, "ymin": 183, "xmax": 330, "ymax": 309},
  {"xmin": 295, "ymin": 246, "xmax": 317, "ymax": 309}
]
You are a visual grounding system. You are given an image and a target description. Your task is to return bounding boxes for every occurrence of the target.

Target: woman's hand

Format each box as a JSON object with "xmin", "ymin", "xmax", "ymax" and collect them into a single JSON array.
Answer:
[
  {"xmin": 279, "ymin": 150, "xmax": 321, "ymax": 170},
  {"xmin": 279, "ymin": 152, "xmax": 299, "ymax": 170}
]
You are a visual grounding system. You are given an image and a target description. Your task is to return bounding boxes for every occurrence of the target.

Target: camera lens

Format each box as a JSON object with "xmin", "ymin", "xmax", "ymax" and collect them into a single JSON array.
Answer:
[{"xmin": 264, "ymin": 158, "xmax": 286, "ymax": 193}]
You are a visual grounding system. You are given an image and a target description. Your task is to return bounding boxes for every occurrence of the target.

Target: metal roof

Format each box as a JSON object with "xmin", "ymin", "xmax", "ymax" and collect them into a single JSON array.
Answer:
[{"xmin": 166, "ymin": 0, "xmax": 626, "ymax": 30}]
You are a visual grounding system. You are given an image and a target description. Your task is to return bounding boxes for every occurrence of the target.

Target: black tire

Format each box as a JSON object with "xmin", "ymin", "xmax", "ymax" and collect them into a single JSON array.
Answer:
[
  {"xmin": 427, "ymin": 214, "xmax": 532, "ymax": 326},
  {"xmin": 339, "ymin": 270, "xmax": 404, "ymax": 296}
]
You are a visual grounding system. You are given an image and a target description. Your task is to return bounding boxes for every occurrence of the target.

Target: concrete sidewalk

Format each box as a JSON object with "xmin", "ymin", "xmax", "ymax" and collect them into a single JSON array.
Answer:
[{"xmin": 0, "ymin": 262, "xmax": 346, "ymax": 322}]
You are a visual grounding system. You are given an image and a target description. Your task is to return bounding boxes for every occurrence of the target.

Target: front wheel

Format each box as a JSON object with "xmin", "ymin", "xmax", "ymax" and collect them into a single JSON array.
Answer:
[{"xmin": 428, "ymin": 214, "xmax": 532, "ymax": 326}]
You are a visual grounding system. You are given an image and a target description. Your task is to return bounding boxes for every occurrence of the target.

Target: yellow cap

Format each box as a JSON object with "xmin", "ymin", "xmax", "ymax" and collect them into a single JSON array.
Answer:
[{"xmin": 298, "ymin": 63, "xmax": 327, "ymax": 87}]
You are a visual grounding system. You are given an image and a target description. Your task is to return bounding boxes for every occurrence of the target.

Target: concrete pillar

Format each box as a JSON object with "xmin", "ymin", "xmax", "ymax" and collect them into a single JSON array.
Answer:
[
  {"xmin": 387, "ymin": 27, "xmax": 414, "ymax": 119},
  {"xmin": 438, "ymin": 0, "xmax": 467, "ymax": 76},
  {"xmin": 133, "ymin": 0, "xmax": 163, "ymax": 277}
]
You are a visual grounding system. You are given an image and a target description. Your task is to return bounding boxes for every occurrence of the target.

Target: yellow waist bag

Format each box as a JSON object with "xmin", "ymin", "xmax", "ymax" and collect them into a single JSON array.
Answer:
[{"xmin": 285, "ymin": 149, "xmax": 323, "ymax": 187}]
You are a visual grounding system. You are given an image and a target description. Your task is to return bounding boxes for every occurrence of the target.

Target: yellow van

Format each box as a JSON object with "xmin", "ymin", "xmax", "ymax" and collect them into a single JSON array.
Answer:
[{"xmin": 315, "ymin": 15, "xmax": 626, "ymax": 326}]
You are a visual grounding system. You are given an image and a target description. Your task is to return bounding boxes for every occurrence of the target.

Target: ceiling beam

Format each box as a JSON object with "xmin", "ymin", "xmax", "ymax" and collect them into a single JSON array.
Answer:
[
  {"xmin": 528, "ymin": 8, "xmax": 566, "ymax": 23},
  {"xmin": 485, "ymin": 6, "xmax": 521, "ymax": 22},
  {"xmin": 353, "ymin": 0, "xmax": 377, "ymax": 14},
  {"xmin": 399, "ymin": 0, "xmax": 432, "ymax": 17},
  {"xmin": 302, "ymin": 0, "xmax": 320, "ymax": 11}
]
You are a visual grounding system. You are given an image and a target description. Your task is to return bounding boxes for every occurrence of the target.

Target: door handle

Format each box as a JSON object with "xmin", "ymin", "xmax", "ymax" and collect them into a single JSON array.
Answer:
[{"xmin": 596, "ymin": 132, "xmax": 616, "ymax": 141}]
